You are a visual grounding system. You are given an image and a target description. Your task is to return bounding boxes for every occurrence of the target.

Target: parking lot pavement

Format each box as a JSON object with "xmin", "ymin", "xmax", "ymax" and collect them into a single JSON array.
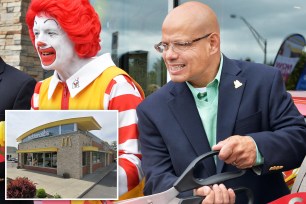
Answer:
[{"xmin": 7, "ymin": 162, "xmax": 116, "ymax": 199}]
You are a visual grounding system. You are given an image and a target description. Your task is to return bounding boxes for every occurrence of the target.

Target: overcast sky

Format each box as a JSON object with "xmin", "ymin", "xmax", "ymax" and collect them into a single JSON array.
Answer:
[
  {"xmin": 89, "ymin": 0, "xmax": 306, "ymax": 67},
  {"xmin": 5, "ymin": 110, "xmax": 118, "ymax": 148}
]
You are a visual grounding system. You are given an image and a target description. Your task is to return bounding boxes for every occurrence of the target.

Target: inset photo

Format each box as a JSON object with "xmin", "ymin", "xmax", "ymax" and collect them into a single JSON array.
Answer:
[{"xmin": 5, "ymin": 110, "xmax": 118, "ymax": 200}]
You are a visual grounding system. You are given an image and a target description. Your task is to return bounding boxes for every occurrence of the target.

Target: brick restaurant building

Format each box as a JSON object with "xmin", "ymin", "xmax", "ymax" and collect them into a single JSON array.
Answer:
[
  {"xmin": 16, "ymin": 116, "xmax": 115, "ymax": 179},
  {"xmin": 0, "ymin": 0, "xmax": 43, "ymax": 80}
]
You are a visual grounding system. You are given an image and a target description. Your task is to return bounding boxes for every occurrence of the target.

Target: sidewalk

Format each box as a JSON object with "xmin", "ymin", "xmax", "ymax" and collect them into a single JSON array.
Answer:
[{"xmin": 7, "ymin": 162, "xmax": 116, "ymax": 199}]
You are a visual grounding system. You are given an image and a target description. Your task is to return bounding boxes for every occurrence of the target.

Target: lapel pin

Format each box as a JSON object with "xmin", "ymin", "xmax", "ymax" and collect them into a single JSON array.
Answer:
[
  {"xmin": 234, "ymin": 80, "xmax": 243, "ymax": 89},
  {"xmin": 72, "ymin": 77, "xmax": 80, "ymax": 89}
]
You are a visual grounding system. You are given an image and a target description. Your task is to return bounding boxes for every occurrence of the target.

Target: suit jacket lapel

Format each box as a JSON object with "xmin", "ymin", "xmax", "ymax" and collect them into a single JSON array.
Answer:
[
  {"xmin": 0, "ymin": 57, "xmax": 5, "ymax": 83},
  {"xmin": 168, "ymin": 82, "xmax": 216, "ymax": 176},
  {"xmin": 217, "ymin": 56, "xmax": 246, "ymax": 173}
]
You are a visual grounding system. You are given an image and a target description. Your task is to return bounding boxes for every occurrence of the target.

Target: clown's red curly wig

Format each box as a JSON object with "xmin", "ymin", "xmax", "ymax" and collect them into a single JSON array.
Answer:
[{"xmin": 26, "ymin": 0, "xmax": 101, "ymax": 58}]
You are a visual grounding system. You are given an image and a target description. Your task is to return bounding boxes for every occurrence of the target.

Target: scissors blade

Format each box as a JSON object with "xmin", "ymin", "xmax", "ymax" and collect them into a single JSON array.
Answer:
[{"xmin": 115, "ymin": 187, "xmax": 179, "ymax": 204}]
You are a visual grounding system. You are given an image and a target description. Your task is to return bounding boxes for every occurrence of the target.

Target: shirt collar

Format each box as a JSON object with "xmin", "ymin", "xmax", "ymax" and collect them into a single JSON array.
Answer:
[
  {"xmin": 215, "ymin": 53, "xmax": 223, "ymax": 84},
  {"xmin": 48, "ymin": 53, "xmax": 115, "ymax": 99},
  {"xmin": 186, "ymin": 53, "xmax": 223, "ymax": 99}
]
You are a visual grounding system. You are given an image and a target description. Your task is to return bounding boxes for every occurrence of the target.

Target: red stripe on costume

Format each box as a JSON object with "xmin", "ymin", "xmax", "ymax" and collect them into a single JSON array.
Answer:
[
  {"xmin": 119, "ymin": 124, "xmax": 139, "ymax": 144},
  {"xmin": 119, "ymin": 157, "xmax": 140, "ymax": 191},
  {"xmin": 0, "ymin": 147, "xmax": 4, "ymax": 162},
  {"xmin": 105, "ymin": 79, "xmax": 117, "ymax": 95},
  {"xmin": 105, "ymin": 75, "xmax": 142, "ymax": 98},
  {"xmin": 31, "ymin": 98, "xmax": 38, "ymax": 110},
  {"xmin": 120, "ymin": 75, "xmax": 144, "ymax": 100},
  {"xmin": 119, "ymin": 151, "xmax": 142, "ymax": 161},
  {"xmin": 122, "ymin": 75, "xmax": 136, "ymax": 87},
  {"xmin": 109, "ymin": 94, "xmax": 142, "ymax": 111},
  {"xmin": 34, "ymin": 81, "xmax": 42, "ymax": 94}
]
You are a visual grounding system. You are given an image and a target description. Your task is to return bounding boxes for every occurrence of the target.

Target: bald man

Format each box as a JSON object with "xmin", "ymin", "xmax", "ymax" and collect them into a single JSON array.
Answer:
[{"xmin": 136, "ymin": 1, "xmax": 306, "ymax": 204}]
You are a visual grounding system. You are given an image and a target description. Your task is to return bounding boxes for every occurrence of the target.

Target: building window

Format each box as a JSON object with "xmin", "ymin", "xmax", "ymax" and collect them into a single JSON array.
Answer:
[
  {"xmin": 32, "ymin": 153, "xmax": 38, "ymax": 166},
  {"xmin": 93, "ymin": 152, "xmax": 97, "ymax": 164},
  {"xmin": 23, "ymin": 152, "xmax": 57, "ymax": 168},
  {"xmin": 92, "ymin": 152, "xmax": 102, "ymax": 164},
  {"xmin": 101, "ymin": 152, "xmax": 106, "ymax": 165},
  {"xmin": 45, "ymin": 153, "xmax": 52, "ymax": 167},
  {"xmin": 35, "ymin": 153, "xmax": 43, "ymax": 167},
  {"xmin": 46, "ymin": 126, "xmax": 59, "ymax": 136},
  {"xmin": 25, "ymin": 153, "xmax": 33, "ymax": 165},
  {"xmin": 82, "ymin": 152, "xmax": 88, "ymax": 166},
  {"xmin": 23, "ymin": 129, "xmax": 52, "ymax": 142},
  {"xmin": 97, "ymin": 152, "xmax": 101, "ymax": 163},
  {"xmin": 51, "ymin": 152, "xmax": 57, "ymax": 168},
  {"xmin": 61, "ymin": 123, "xmax": 75, "ymax": 134},
  {"xmin": 90, "ymin": 0, "xmax": 168, "ymax": 96}
]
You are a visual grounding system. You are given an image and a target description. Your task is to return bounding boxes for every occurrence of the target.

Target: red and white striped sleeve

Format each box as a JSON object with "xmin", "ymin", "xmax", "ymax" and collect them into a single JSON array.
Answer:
[
  {"xmin": 104, "ymin": 74, "xmax": 144, "ymax": 196},
  {"xmin": 31, "ymin": 81, "xmax": 43, "ymax": 110}
]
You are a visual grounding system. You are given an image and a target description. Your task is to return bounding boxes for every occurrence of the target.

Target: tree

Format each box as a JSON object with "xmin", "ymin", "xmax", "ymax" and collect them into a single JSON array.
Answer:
[
  {"xmin": 110, "ymin": 141, "xmax": 117, "ymax": 151},
  {"xmin": 146, "ymin": 57, "xmax": 167, "ymax": 95},
  {"xmin": 286, "ymin": 52, "xmax": 306, "ymax": 90}
]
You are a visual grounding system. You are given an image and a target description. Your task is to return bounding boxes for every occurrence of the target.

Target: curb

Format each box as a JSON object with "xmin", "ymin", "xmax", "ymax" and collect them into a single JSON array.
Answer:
[{"xmin": 77, "ymin": 163, "xmax": 117, "ymax": 198}]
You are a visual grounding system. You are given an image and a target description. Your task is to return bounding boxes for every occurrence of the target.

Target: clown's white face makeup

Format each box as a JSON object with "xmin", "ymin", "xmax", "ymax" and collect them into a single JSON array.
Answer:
[{"xmin": 33, "ymin": 15, "xmax": 81, "ymax": 80}]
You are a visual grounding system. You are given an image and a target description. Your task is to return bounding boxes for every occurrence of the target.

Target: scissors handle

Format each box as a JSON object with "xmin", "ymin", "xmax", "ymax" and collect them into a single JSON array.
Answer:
[
  {"xmin": 234, "ymin": 187, "xmax": 254, "ymax": 204},
  {"xmin": 174, "ymin": 151, "xmax": 246, "ymax": 192},
  {"xmin": 178, "ymin": 187, "xmax": 254, "ymax": 204},
  {"xmin": 179, "ymin": 196, "xmax": 203, "ymax": 204}
]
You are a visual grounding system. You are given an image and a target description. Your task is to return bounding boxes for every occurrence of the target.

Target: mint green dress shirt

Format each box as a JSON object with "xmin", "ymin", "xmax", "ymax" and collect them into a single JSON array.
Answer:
[{"xmin": 186, "ymin": 55, "xmax": 263, "ymax": 166}]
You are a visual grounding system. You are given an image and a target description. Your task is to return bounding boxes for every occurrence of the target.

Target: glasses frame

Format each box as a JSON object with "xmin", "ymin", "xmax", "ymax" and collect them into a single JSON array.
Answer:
[{"xmin": 154, "ymin": 32, "xmax": 213, "ymax": 53}]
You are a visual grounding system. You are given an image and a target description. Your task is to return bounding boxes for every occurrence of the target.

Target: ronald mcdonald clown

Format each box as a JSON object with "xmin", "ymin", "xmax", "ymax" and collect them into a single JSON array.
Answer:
[{"xmin": 26, "ymin": 0, "xmax": 145, "ymax": 202}]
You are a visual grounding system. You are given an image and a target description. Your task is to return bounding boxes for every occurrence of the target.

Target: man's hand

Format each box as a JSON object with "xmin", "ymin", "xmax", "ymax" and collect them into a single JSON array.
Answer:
[
  {"xmin": 194, "ymin": 184, "xmax": 235, "ymax": 204},
  {"xmin": 212, "ymin": 135, "xmax": 257, "ymax": 169}
]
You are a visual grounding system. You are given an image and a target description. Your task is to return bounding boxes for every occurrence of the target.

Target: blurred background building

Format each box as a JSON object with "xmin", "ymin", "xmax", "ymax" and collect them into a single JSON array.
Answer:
[{"xmin": 1, "ymin": 0, "xmax": 306, "ymax": 94}]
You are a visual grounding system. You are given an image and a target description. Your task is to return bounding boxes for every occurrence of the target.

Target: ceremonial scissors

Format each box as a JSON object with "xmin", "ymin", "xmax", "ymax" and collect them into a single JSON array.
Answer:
[{"xmin": 115, "ymin": 151, "xmax": 253, "ymax": 204}]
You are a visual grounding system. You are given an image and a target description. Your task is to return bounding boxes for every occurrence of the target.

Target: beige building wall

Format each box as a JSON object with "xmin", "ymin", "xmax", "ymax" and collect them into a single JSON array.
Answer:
[
  {"xmin": 19, "ymin": 132, "xmax": 92, "ymax": 179},
  {"xmin": 57, "ymin": 133, "xmax": 91, "ymax": 179},
  {"xmin": 0, "ymin": 0, "xmax": 43, "ymax": 80}
]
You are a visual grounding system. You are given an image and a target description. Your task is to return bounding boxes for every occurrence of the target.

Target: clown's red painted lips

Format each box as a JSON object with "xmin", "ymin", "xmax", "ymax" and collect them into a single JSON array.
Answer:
[{"xmin": 38, "ymin": 47, "xmax": 56, "ymax": 66}]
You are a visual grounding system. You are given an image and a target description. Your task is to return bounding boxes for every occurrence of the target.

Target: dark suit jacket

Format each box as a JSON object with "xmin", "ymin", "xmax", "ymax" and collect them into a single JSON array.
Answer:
[
  {"xmin": 137, "ymin": 55, "xmax": 306, "ymax": 204},
  {"xmin": 0, "ymin": 57, "xmax": 36, "ymax": 121},
  {"xmin": 0, "ymin": 57, "xmax": 35, "ymax": 203}
]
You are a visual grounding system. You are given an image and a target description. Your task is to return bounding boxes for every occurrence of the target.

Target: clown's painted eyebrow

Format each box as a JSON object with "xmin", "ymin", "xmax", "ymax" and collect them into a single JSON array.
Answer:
[
  {"xmin": 44, "ymin": 19, "xmax": 58, "ymax": 25},
  {"xmin": 34, "ymin": 19, "xmax": 58, "ymax": 25}
]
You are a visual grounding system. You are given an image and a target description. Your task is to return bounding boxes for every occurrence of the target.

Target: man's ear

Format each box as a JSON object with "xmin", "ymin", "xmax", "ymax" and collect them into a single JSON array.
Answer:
[{"xmin": 209, "ymin": 33, "xmax": 220, "ymax": 55}]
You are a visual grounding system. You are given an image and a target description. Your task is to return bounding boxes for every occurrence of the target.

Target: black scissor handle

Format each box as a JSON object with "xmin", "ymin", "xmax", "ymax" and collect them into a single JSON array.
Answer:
[
  {"xmin": 174, "ymin": 151, "xmax": 246, "ymax": 192},
  {"xmin": 234, "ymin": 187, "xmax": 254, "ymax": 204}
]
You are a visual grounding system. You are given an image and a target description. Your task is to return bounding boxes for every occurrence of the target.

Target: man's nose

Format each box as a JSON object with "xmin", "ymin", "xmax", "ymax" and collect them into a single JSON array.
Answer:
[
  {"xmin": 37, "ymin": 41, "xmax": 47, "ymax": 47},
  {"xmin": 164, "ymin": 45, "xmax": 178, "ymax": 60}
]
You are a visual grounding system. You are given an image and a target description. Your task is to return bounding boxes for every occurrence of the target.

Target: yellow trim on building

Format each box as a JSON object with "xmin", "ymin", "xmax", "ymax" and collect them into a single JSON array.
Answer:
[
  {"xmin": 17, "ymin": 147, "xmax": 58, "ymax": 153},
  {"xmin": 17, "ymin": 116, "xmax": 101, "ymax": 142},
  {"xmin": 82, "ymin": 146, "xmax": 99, "ymax": 152}
]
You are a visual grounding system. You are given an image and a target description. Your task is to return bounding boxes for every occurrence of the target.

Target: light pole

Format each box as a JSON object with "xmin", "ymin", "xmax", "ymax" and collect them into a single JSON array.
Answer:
[{"xmin": 230, "ymin": 14, "xmax": 267, "ymax": 64}]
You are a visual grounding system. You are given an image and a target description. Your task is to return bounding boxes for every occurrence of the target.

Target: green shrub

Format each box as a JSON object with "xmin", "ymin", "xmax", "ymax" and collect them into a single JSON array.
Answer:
[
  {"xmin": 53, "ymin": 193, "xmax": 61, "ymax": 198},
  {"xmin": 36, "ymin": 188, "xmax": 47, "ymax": 198},
  {"xmin": 7, "ymin": 177, "xmax": 36, "ymax": 198}
]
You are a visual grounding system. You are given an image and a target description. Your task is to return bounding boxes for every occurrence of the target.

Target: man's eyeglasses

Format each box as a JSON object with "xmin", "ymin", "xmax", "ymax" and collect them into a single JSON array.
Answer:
[{"xmin": 154, "ymin": 32, "xmax": 212, "ymax": 53}]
